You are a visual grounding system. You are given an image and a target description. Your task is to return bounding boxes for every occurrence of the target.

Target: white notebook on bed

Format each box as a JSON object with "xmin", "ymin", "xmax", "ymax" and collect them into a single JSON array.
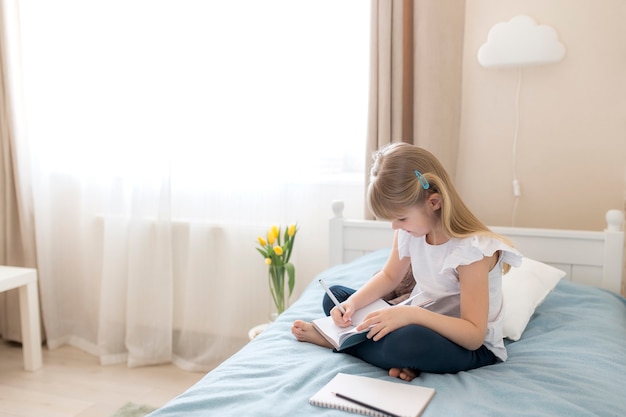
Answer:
[{"xmin": 309, "ymin": 373, "xmax": 435, "ymax": 417}]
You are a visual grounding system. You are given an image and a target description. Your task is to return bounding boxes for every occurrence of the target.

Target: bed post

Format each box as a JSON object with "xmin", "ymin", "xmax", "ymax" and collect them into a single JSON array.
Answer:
[
  {"xmin": 329, "ymin": 201, "xmax": 345, "ymax": 266},
  {"xmin": 603, "ymin": 209, "xmax": 625, "ymax": 294}
]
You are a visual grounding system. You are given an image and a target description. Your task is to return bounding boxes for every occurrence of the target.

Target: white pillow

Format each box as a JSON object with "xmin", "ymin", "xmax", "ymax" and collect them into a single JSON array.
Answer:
[{"xmin": 502, "ymin": 257, "xmax": 565, "ymax": 341}]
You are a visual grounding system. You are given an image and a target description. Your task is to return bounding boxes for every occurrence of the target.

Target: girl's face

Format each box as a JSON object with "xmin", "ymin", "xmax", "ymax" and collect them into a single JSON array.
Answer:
[{"xmin": 390, "ymin": 205, "xmax": 432, "ymax": 238}]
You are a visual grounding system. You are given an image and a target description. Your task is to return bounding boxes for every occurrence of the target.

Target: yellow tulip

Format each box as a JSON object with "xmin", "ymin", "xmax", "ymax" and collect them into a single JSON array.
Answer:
[
  {"xmin": 287, "ymin": 224, "xmax": 296, "ymax": 237},
  {"xmin": 274, "ymin": 246, "xmax": 283, "ymax": 256},
  {"xmin": 265, "ymin": 258, "xmax": 272, "ymax": 265},
  {"xmin": 267, "ymin": 229, "xmax": 276, "ymax": 245},
  {"xmin": 258, "ymin": 236, "xmax": 267, "ymax": 246}
]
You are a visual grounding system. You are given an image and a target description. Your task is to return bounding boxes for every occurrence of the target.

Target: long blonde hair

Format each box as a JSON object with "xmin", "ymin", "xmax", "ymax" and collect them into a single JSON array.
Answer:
[{"xmin": 368, "ymin": 143, "xmax": 512, "ymax": 266}]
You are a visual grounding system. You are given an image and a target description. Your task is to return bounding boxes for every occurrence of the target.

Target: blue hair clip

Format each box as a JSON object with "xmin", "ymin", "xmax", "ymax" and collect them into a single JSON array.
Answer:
[{"xmin": 414, "ymin": 170, "xmax": 430, "ymax": 190}]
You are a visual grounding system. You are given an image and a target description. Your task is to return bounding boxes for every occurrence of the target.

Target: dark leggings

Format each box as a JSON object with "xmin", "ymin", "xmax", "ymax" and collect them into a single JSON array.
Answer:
[{"xmin": 323, "ymin": 285, "xmax": 497, "ymax": 375}]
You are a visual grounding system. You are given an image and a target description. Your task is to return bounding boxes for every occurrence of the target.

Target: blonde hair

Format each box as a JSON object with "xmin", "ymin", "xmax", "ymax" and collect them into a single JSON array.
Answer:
[{"xmin": 368, "ymin": 143, "xmax": 512, "ymax": 270}]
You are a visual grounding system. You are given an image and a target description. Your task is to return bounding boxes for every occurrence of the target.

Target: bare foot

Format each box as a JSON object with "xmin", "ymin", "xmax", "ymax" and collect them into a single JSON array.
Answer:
[
  {"xmin": 389, "ymin": 367, "xmax": 418, "ymax": 381},
  {"xmin": 291, "ymin": 320, "xmax": 333, "ymax": 349}
]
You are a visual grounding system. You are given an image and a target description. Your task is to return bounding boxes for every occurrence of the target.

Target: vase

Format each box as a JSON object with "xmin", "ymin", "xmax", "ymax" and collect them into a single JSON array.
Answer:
[
  {"xmin": 268, "ymin": 264, "xmax": 288, "ymax": 316},
  {"xmin": 268, "ymin": 311, "xmax": 279, "ymax": 322}
]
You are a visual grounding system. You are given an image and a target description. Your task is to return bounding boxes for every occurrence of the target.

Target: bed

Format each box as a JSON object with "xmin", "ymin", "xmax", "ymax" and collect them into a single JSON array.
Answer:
[{"xmin": 148, "ymin": 201, "xmax": 626, "ymax": 417}]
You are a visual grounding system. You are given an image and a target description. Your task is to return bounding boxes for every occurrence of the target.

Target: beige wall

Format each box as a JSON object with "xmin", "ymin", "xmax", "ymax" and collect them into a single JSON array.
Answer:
[{"xmin": 458, "ymin": 0, "xmax": 626, "ymax": 232}]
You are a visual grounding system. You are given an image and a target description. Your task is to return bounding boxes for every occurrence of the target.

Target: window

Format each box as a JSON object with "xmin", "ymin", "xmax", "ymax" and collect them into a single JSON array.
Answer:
[
  {"xmin": 19, "ymin": 0, "xmax": 370, "ymax": 186},
  {"xmin": 15, "ymin": 1, "xmax": 370, "ymax": 368}
]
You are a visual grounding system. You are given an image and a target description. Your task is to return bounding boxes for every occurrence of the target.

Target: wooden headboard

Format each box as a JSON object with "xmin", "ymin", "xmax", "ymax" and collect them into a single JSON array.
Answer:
[{"xmin": 329, "ymin": 201, "xmax": 625, "ymax": 295}]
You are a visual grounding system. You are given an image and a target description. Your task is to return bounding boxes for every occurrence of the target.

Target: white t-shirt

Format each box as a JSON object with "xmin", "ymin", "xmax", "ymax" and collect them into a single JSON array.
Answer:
[{"xmin": 397, "ymin": 230, "xmax": 522, "ymax": 361}]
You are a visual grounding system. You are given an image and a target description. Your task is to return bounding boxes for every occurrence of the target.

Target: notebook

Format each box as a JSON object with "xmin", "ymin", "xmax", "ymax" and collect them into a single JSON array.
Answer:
[
  {"xmin": 309, "ymin": 373, "xmax": 435, "ymax": 417},
  {"xmin": 311, "ymin": 292, "xmax": 434, "ymax": 351}
]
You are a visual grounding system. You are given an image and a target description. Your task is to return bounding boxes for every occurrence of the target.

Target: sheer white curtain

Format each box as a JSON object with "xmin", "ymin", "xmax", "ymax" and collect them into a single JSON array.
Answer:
[{"xmin": 17, "ymin": 0, "xmax": 369, "ymax": 370}]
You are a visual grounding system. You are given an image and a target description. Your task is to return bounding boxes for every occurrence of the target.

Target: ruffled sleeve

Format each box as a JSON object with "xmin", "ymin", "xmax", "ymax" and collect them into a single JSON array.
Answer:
[
  {"xmin": 397, "ymin": 229, "xmax": 411, "ymax": 260},
  {"xmin": 441, "ymin": 235, "xmax": 522, "ymax": 274}
]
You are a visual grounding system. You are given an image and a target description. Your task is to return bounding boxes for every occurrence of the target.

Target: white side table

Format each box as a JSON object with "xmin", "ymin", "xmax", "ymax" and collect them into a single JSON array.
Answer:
[{"xmin": 0, "ymin": 266, "xmax": 43, "ymax": 371}]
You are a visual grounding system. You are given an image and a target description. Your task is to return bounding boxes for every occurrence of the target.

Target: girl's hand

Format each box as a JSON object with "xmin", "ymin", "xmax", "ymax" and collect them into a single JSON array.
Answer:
[
  {"xmin": 357, "ymin": 306, "xmax": 413, "ymax": 341},
  {"xmin": 330, "ymin": 300, "xmax": 356, "ymax": 327}
]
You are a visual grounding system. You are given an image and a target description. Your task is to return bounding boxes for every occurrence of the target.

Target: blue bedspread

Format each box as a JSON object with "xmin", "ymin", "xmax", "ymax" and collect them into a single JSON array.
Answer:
[{"xmin": 149, "ymin": 249, "xmax": 626, "ymax": 417}]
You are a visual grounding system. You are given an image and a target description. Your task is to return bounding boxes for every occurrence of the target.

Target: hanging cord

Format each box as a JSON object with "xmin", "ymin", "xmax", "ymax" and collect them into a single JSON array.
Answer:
[{"xmin": 511, "ymin": 68, "xmax": 522, "ymax": 226}]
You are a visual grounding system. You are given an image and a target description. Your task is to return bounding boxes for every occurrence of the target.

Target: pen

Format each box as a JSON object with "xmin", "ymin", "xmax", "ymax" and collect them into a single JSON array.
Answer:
[
  {"xmin": 332, "ymin": 392, "xmax": 401, "ymax": 417},
  {"xmin": 318, "ymin": 278, "xmax": 346, "ymax": 314}
]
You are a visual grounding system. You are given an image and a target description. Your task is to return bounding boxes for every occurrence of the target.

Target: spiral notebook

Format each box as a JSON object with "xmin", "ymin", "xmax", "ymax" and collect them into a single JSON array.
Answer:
[{"xmin": 309, "ymin": 373, "xmax": 435, "ymax": 417}]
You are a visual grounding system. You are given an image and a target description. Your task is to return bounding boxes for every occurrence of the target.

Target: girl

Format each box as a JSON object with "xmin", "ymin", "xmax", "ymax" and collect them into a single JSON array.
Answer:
[{"xmin": 292, "ymin": 143, "xmax": 521, "ymax": 381}]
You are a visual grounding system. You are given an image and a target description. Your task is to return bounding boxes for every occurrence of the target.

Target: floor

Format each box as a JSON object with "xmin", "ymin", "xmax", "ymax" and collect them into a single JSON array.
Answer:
[{"xmin": 0, "ymin": 341, "xmax": 206, "ymax": 417}]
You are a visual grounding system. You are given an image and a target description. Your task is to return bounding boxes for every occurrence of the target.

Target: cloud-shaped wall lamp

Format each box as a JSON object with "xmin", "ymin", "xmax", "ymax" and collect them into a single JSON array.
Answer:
[
  {"xmin": 477, "ymin": 15, "xmax": 565, "ymax": 68},
  {"xmin": 477, "ymin": 15, "xmax": 566, "ymax": 225}
]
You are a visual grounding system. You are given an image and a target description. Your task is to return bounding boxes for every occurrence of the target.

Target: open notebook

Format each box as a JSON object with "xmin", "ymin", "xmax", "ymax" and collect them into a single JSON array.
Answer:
[
  {"xmin": 309, "ymin": 373, "xmax": 435, "ymax": 417},
  {"xmin": 311, "ymin": 292, "xmax": 434, "ymax": 351}
]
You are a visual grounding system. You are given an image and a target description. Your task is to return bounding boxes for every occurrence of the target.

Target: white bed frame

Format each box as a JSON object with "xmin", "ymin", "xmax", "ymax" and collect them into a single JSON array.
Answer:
[{"xmin": 329, "ymin": 201, "xmax": 625, "ymax": 295}]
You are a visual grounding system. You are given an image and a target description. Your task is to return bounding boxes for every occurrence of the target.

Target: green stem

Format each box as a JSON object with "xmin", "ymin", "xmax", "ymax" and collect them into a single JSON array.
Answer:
[{"xmin": 268, "ymin": 265, "xmax": 286, "ymax": 315}]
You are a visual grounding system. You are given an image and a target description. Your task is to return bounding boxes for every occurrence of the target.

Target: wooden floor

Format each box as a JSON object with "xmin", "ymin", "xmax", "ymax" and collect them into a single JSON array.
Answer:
[{"xmin": 0, "ymin": 341, "xmax": 206, "ymax": 417}]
